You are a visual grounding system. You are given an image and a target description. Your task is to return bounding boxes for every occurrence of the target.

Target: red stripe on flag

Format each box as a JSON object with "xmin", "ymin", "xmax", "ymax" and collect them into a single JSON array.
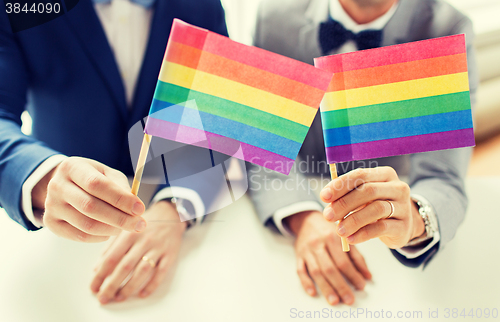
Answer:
[
  {"xmin": 315, "ymin": 34, "xmax": 466, "ymax": 73},
  {"xmin": 168, "ymin": 18, "xmax": 208, "ymax": 50}
]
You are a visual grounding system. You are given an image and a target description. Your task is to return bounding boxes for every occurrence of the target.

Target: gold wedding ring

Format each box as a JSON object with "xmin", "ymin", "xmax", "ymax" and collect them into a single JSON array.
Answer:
[
  {"xmin": 142, "ymin": 256, "xmax": 156, "ymax": 268},
  {"xmin": 386, "ymin": 200, "xmax": 395, "ymax": 219}
]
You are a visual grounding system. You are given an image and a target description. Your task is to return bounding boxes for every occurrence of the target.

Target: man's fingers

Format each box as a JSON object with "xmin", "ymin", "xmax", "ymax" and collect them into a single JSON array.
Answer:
[
  {"xmin": 336, "ymin": 200, "xmax": 393, "ymax": 237},
  {"xmin": 346, "ymin": 219, "xmax": 399, "ymax": 245},
  {"xmin": 59, "ymin": 203, "xmax": 121, "ymax": 237},
  {"xmin": 139, "ymin": 255, "xmax": 174, "ymax": 298},
  {"xmin": 324, "ymin": 182, "xmax": 400, "ymax": 222},
  {"xmin": 296, "ymin": 258, "xmax": 316, "ymax": 296},
  {"xmin": 320, "ymin": 167, "xmax": 398, "ymax": 204},
  {"xmin": 327, "ymin": 243, "xmax": 366, "ymax": 291},
  {"xmin": 91, "ymin": 237, "xmax": 133, "ymax": 293},
  {"xmin": 64, "ymin": 182, "xmax": 146, "ymax": 233},
  {"xmin": 101, "ymin": 236, "xmax": 118, "ymax": 257},
  {"xmin": 348, "ymin": 246, "xmax": 372, "ymax": 280},
  {"xmin": 314, "ymin": 249, "xmax": 354, "ymax": 305},
  {"xmin": 115, "ymin": 251, "xmax": 160, "ymax": 301},
  {"xmin": 67, "ymin": 159, "xmax": 145, "ymax": 217},
  {"xmin": 44, "ymin": 217, "xmax": 109, "ymax": 243},
  {"xmin": 104, "ymin": 167, "xmax": 132, "ymax": 192},
  {"xmin": 303, "ymin": 254, "xmax": 339, "ymax": 306},
  {"xmin": 96, "ymin": 244, "xmax": 144, "ymax": 304}
]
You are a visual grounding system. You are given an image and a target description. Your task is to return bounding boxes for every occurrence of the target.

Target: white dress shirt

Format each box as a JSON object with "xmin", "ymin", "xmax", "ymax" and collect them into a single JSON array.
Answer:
[
  {"xmin": 272, "ymin": 0, "xmax": 440, "ymax": 261},
  {"xmin": 95, "ymin": 0, "xmax": 153, "ymax": 106},
  {"xmin": 21, "ymin": 0, "xmax": 202, "ymax": 227}
]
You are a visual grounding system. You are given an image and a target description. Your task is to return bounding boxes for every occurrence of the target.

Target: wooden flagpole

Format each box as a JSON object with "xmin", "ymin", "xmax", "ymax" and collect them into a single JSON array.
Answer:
[
  {"xmin": 131, "ymin": 133, "xmax": 152, "ymax": 196},
  {"xmin": 329, "ymin": 163, "xmax": 350, "ymax": 252}
]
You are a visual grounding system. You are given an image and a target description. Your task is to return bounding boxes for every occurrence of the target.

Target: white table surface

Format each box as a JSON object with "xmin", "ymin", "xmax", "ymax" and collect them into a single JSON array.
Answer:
[{"xmin": 0, "ymin": 178, "xmax": 499, "ymax": 322}]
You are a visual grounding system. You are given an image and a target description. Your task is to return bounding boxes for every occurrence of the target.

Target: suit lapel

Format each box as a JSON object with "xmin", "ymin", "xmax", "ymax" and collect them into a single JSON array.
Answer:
[
  {"xmin": 382, "ymin": 0, "xmax": 420, "ymax": 46},
  {"xmin": 64, "ymin": 0, "xmax": 127, "ymax": 121},
  {"xmin": 297, "ymin": 0, "xmax": 329, "ymax": 64},
  {"xmin": 129, "ymin": 0, "xmax": 174, "ymax": 126}
]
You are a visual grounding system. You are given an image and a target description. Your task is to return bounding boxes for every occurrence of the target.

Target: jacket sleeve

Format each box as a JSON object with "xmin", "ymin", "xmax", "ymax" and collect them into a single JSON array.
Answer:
[
  {"xmin": 0, "ymin": 11, "xmax": 59, "ymax": 230},
  {"xmin": 246, "ymin": 160, "xmax": 323, "ymax": 227}
]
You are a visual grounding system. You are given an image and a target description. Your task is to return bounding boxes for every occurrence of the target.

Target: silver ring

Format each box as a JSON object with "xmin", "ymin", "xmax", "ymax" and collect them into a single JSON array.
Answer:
[{"xmin": 386, "ymin": 200, "xmax": 395, "ymax": 219}]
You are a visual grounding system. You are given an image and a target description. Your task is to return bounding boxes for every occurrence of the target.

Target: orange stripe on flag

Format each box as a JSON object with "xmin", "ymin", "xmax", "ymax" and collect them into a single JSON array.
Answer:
[{"xmin": 328, "ymin": 53, "xmax": 468, "ymax": 92}]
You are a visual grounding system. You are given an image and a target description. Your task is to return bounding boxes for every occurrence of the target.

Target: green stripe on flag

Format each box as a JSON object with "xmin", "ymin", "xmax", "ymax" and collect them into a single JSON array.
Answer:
[{"xmin": 321, "ymin": 91, "xmax": 471, "ymax": 130}]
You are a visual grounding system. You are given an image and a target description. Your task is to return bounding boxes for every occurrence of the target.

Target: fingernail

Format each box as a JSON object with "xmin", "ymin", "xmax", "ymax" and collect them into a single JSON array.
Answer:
[
  {"xmin": 99, "ymin": 296, "xmax": 109, "ymax": 304},
  {"xmin": 132, "ymin": 202, "xmax": 144, "ymax": 216},
  {"xmin": 135, "ymin": 220, "xmax": 146, "ymax": 232},
  {"xmin": 320, "ymin": 187, "xmax": 332, "ymax": 201},
  {"xmin": 343, "ymin": 294, "xmax": 354, "ymax": 305},
  {"xmin": 306, "ymin": 288, "xmax": 315, "ymax": 296},
  {"xmin": 324, "ymin": 207, "xmax": 334, "ymax": 220},
  {"xmin": 115, "ymin": 294, "xmax": 125, "ymax": 302},
  {"xmin": 337, "ymin": 224, "xmax": 345, "ymax": 236},
  {"xmin": 139, "ymin": 291, "xmax": 149, "ymax": 297},
  {"xmin": 327, "ymin": 295, "xmax": 338, "ymax": 305},
  {"xmin": 347, "ymin": 235, "xmax": 354, "ymax": 243}
]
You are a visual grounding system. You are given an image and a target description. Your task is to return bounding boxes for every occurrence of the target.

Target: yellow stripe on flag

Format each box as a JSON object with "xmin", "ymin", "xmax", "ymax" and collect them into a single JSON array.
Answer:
[
  {"xmin": 321, "ymin": 72, "xmax": 470, "ymax": 111},
  {"xmin": 159, "ymin": 61, "xmax": 317, "ymax": 126}
]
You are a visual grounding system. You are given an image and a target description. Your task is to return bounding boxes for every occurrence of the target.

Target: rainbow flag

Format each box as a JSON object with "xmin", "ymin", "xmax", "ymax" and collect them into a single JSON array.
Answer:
[
  {"xmin": 314, "ymin": 34, "xmax": 475, "ymax": 164},
  {"xmin": 144, "ymin": 19, "xmax": 333, "ymax": 175}
]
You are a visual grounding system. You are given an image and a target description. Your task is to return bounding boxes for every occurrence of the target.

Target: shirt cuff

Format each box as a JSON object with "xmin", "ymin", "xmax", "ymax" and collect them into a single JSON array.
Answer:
[
  {"xmin": 150, "ymin": 187, "xmax": 205, "ymax": 226},
  {"xmin": 272, "ymin": 201, "xmax": 324, "ymax": 237},
  {"xmin": 394, "ymin": 194, "xmax": 441, "ymax": 260},
  {"xmin": 21, "ymin": 155, "xmax": 67, "ymax": 228}
]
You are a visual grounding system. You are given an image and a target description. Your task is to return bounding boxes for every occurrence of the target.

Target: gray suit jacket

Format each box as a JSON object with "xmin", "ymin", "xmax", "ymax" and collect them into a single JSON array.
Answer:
[{"xmin": 247, "ymin": 0, "xmax": 478, "ymax": 267}]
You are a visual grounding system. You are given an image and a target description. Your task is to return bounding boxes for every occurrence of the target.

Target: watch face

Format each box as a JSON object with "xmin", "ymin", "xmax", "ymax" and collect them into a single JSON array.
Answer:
[{"xmin": 423, "ymin": 206, "xmax": 437, "ymax": 236}]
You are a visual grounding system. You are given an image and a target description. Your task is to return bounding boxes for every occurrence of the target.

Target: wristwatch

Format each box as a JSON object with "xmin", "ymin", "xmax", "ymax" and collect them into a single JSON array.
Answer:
[
  {"xmin": 406, "ymin": 196, "xmax": 439, "ymax": 247},
  {"xmin": 170, "ymin": 197, "xmax": 197, "ymax": 229}
]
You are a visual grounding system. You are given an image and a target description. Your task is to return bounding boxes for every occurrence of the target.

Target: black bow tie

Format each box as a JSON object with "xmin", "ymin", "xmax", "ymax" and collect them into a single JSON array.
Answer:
[{"xmin": 319, "ymin": 18, "xmax": 383, "ymax": 55}]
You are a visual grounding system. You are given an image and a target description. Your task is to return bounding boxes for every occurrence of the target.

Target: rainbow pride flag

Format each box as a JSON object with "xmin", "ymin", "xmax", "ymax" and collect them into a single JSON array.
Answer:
[
  {"xmin": 144, "ymin": 19, "xmax": 333, "ymax": 175},
  {"xmin": 314, "ymin": 34, "xmax": 475, "ymax": 164}
]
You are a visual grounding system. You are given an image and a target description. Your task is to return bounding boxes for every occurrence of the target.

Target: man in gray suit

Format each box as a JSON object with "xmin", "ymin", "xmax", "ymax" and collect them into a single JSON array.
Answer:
[{"xmin": 248, "ymin": 0, "xmax": 478, "ymax": 305}]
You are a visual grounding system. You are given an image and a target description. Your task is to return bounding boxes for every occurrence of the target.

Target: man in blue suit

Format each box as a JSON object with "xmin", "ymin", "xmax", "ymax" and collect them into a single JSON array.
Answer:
[{"xmin": 0, "ymin": 0, "xmax": 227, "ymax": 303}]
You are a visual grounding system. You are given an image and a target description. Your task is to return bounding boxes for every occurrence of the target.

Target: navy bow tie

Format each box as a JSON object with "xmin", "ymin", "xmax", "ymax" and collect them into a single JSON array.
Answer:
[
  {"xmin": 319, "ymin": 18, "xmax": 382, "ymax": 54},
  {"xmin": 92, "ymin": 0, "xmax": 156, "ymax": 8}
]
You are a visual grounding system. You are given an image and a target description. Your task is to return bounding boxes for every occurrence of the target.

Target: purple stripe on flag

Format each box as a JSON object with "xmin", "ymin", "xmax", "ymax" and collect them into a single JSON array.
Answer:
[
  {"xmin": 325, "ymin": 129, "xmax": 475, "ymax": 163},
  {"xmin": 145, "ymin": 117, "xmax": 295, "ymax": 174}
]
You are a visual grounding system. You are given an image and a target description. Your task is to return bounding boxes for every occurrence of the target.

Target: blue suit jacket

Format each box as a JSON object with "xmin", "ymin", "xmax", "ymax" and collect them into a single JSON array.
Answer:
[{"xmin": 0, "ymin": 0, "xmax": 228, "ymax": 230}]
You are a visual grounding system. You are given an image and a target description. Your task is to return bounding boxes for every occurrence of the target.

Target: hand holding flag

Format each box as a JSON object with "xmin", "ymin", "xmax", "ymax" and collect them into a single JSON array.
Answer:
[{"xmin": 314, "ymin": 35, "xmax": 474, "ymax": 251}]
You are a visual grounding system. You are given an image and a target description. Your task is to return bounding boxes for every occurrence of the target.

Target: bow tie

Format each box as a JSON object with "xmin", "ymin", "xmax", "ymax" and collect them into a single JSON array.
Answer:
[
  {"xmin": 92, "ymin": 0, "xmax": 156, "ymax": 8},
  {"xmin": 319, "ymin": 18, "xmax": 382, "ymax": 54}
]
